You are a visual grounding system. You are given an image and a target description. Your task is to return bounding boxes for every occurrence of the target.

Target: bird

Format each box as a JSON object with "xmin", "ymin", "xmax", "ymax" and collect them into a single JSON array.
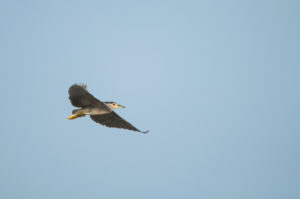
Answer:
[{"xmin": 67, "ymin": 84, "xmax": 149, "ymax": 134}]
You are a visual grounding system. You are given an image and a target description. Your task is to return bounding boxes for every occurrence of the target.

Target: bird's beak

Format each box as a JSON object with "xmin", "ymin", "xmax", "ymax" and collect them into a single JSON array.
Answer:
[{"xmin": 116, "ymin": 104, "xmax": 125, "ymax": 108}]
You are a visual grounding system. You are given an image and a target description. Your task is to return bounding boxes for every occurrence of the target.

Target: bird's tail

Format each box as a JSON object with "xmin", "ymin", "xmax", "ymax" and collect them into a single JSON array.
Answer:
[
  {"xmin": 72, "ymin": 109, "xmax": 82, "ymax": 114},
  {"xmin": 67, "ymin": 109, "xmax": 86, "ymax": 120}
]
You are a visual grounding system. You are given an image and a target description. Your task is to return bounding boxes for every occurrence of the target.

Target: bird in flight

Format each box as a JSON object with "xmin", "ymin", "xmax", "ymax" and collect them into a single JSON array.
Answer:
[{"xmin": 67, "ymin": 84, "xmax": 149, "ymax": 134}]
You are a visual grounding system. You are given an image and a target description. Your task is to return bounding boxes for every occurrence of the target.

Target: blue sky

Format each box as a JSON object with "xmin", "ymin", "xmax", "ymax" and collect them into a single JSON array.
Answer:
[{"xmin": 0, "ymin": 0, "xmax": 299, "ymax": 198}]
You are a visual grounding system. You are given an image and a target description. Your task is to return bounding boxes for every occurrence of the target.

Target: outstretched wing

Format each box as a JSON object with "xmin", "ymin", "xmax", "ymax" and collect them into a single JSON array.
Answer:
[
  {"xmin": 90, "ymin": 112, "xmax": 149, "ymax": 134},
  {"xmin": 68, "ymin": 84, "xmax": 102, "ymax": 108}
]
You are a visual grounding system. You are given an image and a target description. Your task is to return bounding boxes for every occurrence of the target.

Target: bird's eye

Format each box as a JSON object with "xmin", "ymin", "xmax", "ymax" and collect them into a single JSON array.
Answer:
[{"xmin": 112, "ymin": 103, "xmax": 116, "ymax": 106}]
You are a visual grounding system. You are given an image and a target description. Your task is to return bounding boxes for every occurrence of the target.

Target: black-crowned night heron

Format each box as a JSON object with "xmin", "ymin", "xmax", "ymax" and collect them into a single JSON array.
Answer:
[{"xmin": 67, "ymin": 84, "xmax": 149, "ymax": 134}]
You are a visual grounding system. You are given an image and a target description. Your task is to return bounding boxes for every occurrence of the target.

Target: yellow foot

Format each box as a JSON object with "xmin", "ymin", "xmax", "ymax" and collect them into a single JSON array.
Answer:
[
  {"xmin": 67, "ymin": 113, "xmax": 85, "ymax": 120},
  {"xmin": 67, "ymin": 114, "xmax": 77, "ymax": 120}
]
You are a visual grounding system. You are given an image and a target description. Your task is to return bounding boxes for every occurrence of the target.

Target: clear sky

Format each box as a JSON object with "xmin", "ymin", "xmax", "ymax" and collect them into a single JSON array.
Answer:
[{"xmin": 0, "ymin": 0, "xmax": 299, "ymax": 198}]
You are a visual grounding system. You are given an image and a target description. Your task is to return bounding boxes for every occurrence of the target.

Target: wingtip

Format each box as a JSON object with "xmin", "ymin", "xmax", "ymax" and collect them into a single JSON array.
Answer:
[{"xmin": 140, "ymin": 130, "xmax": 150, "ymax": 134}]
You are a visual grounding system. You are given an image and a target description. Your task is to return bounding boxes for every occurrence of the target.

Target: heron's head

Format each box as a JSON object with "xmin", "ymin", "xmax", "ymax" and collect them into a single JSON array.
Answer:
[{"xmin": 105, "ymin": 101, "xmax": 125, "ymax": 110}]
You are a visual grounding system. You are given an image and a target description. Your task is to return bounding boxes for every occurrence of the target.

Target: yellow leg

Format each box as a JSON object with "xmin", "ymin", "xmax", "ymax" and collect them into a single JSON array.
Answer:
[{"xmin": 67, "ymin": 113, "xmax": 85, "ymax": 120}]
